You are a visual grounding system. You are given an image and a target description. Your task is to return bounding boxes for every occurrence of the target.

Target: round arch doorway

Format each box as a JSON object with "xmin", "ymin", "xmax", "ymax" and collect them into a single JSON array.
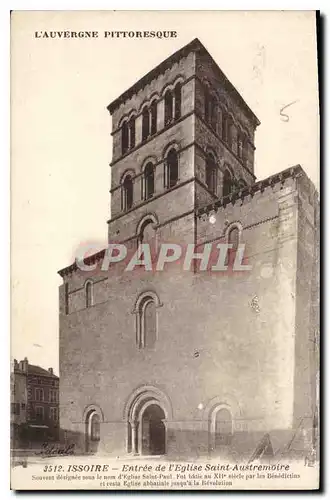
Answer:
[
  {"xmin": 125, "ymin": 386, "xmax": 172, "ymax": 456},
  {"xmin": 141, "ymin": 404, "xmax": 166, "ymax": 456}
]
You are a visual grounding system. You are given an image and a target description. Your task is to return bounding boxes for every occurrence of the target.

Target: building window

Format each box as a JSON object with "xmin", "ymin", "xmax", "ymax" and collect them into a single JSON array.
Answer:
[
  {"xmin": 50, "ymin": 407, "xmax": 58, "ymax": 421},
  {"xmin": 137, "ymin": 296, "xmax": 157, "ymax": 349},
  {"xmin": 150, "ymin": 100, "xmax": 157, "ymax": 135},
  {"xmin": 165, "ymin": 148, "xmax": 178, "ymax": 188},
  {"xmin": 122, "ymin": 174, "xmax": 134, "ymax": 211},
  {"xmin": 226, "ymin": 225, "xmax": 240, "ymax": 266},
  {"xmin": 11, "ymin": 403, "xmax": 20, "ymax": 415},
  {"xmin": 174, "ymin": 82, "xmax": 182, "ymax": 120},
  {"xmin": 237, "ymin": 132, "xmax": 243, "ymax": 159},
  {"xmin": 164, "ymin": 89, "xmax": 173, "ymax": 126},
  {"xmin": 223, "ymin": 169, "xmax": 234, "ymax": 197},
  {"xmin": 142, "ymin": 107, "xmax": 150, "ymax": 141},
  {"xmin": 242, "ymin": 136, "xmax": 248, "ymax": 166},
  {"xmin": 215, "ymin": 408, "xmax": 233, "ymax": 446},
  {"xmin": 206, "ymin": 153, "xmax": 217, "ymax": 194},
  {"xmin": 143, "ymin": 162, "xmax": 155, "ymax": 200},
  {"xmin": 205, "ymin": 87, "xmax": 217, "ymax": 131},
  {"xmin": 85, "ymin": 281, "xmax": 93, "ymax": 308},
  {"xmin": 49, "ymin": 389, "xmax": 57, "ymax": 403},
  {"xmin": 121, "ymin": 121, "xmax": 129, "ymax": 155},
  {"xmin": 128, "ymin": 116, "xmax": 136, "ymax": 149},
  {"xmin": 21, "ymin": 403, "xmax": 26, "ymax": 410},
  {"xmin": 35, "ymin": 388, "xmax": 44, "ymax": 402},
  {"xmin": 90, "ymin": 412, "xmax": 101, "ymax": 441},
  {"xmin": 222, "ymin": 112, "xmax": 232, "ymax": 146},
  {"xmin": 35, "ymin": 406, "xmax": 44, "ymax": 420}
]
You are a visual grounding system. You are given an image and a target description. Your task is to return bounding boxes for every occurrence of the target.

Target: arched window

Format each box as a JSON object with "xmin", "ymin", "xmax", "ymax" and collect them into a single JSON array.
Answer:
[
  {"xmin": 215, "ymin": 408, "xmax": 233, "ymax": 446},
  {"xmin": 128, "ymin": 116, "xmax": 136, "ymax": 149},
  {"xmin": 90, "ymin": 412, "xmax": 100, "ymax": 441},
  {"xmin": 144, "ymin": 163, "xmax": 155, "ymax": 200},
  {"xmin": 85, "ymin": 281, "xmax": 93, "ymax": 308},
  {"xmin": 206, "ymin": 153, "xmax": 217, "ymax": 194},
  {"xmin": 204, "ymin": 87, "xmax": 211, "ymax": 123},
  {"xmin": 150, "ymin": 100, "xmax": 157, "ymax": 135},
  {"xmin": 142, "ymin": 107, "xmax": 150, "ymax": 141},
  {"xmin": 174, "ymin": 82, "xmax": 182, "ymax": 120},
  {"xmin": 165, "ymin": 148, "xmax": 178, "ymax": 188},
  {"xmin": 228, "ymin": 226, "xmax": 239, "ymax": 251},
  {"xmin": 122, "ymin": 174, "xmax": 133, "ymax": 211},
  {"xmin": 227, "ymin": 117, "xmax": 233, "ymax": 149},
  {"xmin": 138, "ymin": 296, "xmax": 157, "ymax": 349},
  {"xmin": 227, "ymin": 226, "xmax": 240, "ymax": 266},
  {"xmin": 164, "ymin": 90, "xmax": 173, "ymax": 126},
  {"xmin": 242, "ymin": 136, "xmax": 248, "ymax": 166},
  {"xmin": 223, "ymin": 169, "xmax": 233, "ymax": 197},
  {"xmin": 222, "ymin": 112, "xmax": 228, "ymax": 142},
  {"xmin": 121, "ymin": 121, "xmax": 129, "ymax": 155},
  {"xmin": 237, "ymin": 132, "xmax": 243, "ymax": 159},
  {"xmin": 205, "ymin": 87, "xmax": 217, "ymax": 131}
]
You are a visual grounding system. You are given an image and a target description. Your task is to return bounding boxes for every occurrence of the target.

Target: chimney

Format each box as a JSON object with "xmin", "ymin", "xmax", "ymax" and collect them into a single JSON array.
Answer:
[
  {"xmin": 20, "ymin": 357, "xmax": 28, "ymax": 373},
  {"xmin": 13, "ymin": 359, "xmax": 18, "ymax": 371},
  {"xmin": 48, "ymin": 368, "xmax": 53, "ymax": 375}
]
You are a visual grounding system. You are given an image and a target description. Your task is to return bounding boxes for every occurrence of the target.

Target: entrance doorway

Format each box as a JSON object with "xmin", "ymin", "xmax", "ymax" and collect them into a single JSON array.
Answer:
[{"xmin": 141, "ymin": 404, "xmax": 166, "ymax": 455}]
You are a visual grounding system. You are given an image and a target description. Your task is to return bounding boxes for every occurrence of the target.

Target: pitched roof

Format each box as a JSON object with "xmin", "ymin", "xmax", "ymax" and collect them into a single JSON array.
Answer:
[
  {"xmin": 28, "ymin": 364, "xmax": 58, "ymax": 379},
  {"xmin": 107, "ymin": 38, "xmax": 260, "ymax": 127}
]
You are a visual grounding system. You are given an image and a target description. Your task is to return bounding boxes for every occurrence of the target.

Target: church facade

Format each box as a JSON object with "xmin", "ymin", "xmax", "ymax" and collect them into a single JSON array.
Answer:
[{"xmin": 58, "ymin": 39, "xmax": 319, "ymax": 460}]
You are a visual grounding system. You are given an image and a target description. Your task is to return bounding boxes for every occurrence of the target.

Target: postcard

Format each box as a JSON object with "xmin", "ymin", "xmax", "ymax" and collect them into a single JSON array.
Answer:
[{"xmin": 10, "ymin": 10, "xmax": 320, "ymax": 490}]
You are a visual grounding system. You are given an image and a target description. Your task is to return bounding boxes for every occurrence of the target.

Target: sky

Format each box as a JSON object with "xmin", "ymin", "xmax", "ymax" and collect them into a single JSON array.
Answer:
[{"xmin": 11, "ymin": 11, "xmax": 319, "ymax": 374}]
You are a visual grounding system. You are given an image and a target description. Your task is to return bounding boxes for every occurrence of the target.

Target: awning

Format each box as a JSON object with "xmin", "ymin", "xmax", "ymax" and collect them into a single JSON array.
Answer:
[{"xmin": 28, "ymin": 425, "xmax": 49, "ymax": 429}]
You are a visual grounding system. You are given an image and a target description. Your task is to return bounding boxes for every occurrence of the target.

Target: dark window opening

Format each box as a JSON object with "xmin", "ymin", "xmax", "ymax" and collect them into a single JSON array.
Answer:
[
  {"xmin": 166, "ymin": 149, "xmax": 178, "ymax": 188},
  {"xmin": 150, "ymin": 101, "xmax": 157, "ymax": 135},
  {"xmin": 215, "ymin": 408, "xmax": 233, "ymax": 447},
  {"xmin": 122, "ymin": 175, "xmax": 133, "ymax": 211},
  {"xmin": 121, "ymin": 121, "xmax": 129, "ymax": 155},
  {"xmin": 129, "ymin": 116, "xmax": 136, "ymax": 149},
  {"xmin": 142, "ymin": 107, "xmax": 150, "ymax": 141},
  {"xmin": 86, "ymin": 282, "xmax": 92, "ymax": 308},
  {"xmin": 204, "ymin": 88, "xmax": 210, "ymax": 122},
  {"xmin": 164, "ymin": 90, "xmax": 173, "ymax": 126},
  {"xmin": 242, "ymin": 136, "xmax": 248, "ymax": 166},
  {"xmin": 144, "ymin": 163, "xmax": 154, "ymax": 199},
  {"xmin": 174, "ymin": 83, "xmax": 181, "ymax": 120},
  {"xmin": 223, "ymin": 169, "xmax": 233, "ymax": 197},
  {"xmin": 206, "ymin": 154, "xmax": 217, "ymax": 194}
]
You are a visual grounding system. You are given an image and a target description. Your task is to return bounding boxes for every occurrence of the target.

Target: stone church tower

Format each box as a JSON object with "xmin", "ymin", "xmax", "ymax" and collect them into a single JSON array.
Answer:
[{"xmin": 58, "ymin": 39, "xmax": 319, "ymax": 459}]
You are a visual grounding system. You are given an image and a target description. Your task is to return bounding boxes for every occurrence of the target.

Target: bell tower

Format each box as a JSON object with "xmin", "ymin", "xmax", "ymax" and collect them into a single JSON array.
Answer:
[{"xmin": 106, "ymin": 39, "xmax": 259, "ymax": 248}]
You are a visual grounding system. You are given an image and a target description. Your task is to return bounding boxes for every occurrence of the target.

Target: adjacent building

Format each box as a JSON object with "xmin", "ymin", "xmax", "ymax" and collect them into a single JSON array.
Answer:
[
  {"xmin": 58, "ymin": 39, "xmax": 319, "ymax": 459},
  {"xmin": 11, "ymin": 357, "xmax": 59, "ymax": 445}
]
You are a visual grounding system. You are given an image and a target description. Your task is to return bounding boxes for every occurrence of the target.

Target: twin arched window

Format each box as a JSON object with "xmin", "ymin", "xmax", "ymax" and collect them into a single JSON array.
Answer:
[{"xmin": 206, "ymin": 153, "xmax": 217, "ymax": 194}]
